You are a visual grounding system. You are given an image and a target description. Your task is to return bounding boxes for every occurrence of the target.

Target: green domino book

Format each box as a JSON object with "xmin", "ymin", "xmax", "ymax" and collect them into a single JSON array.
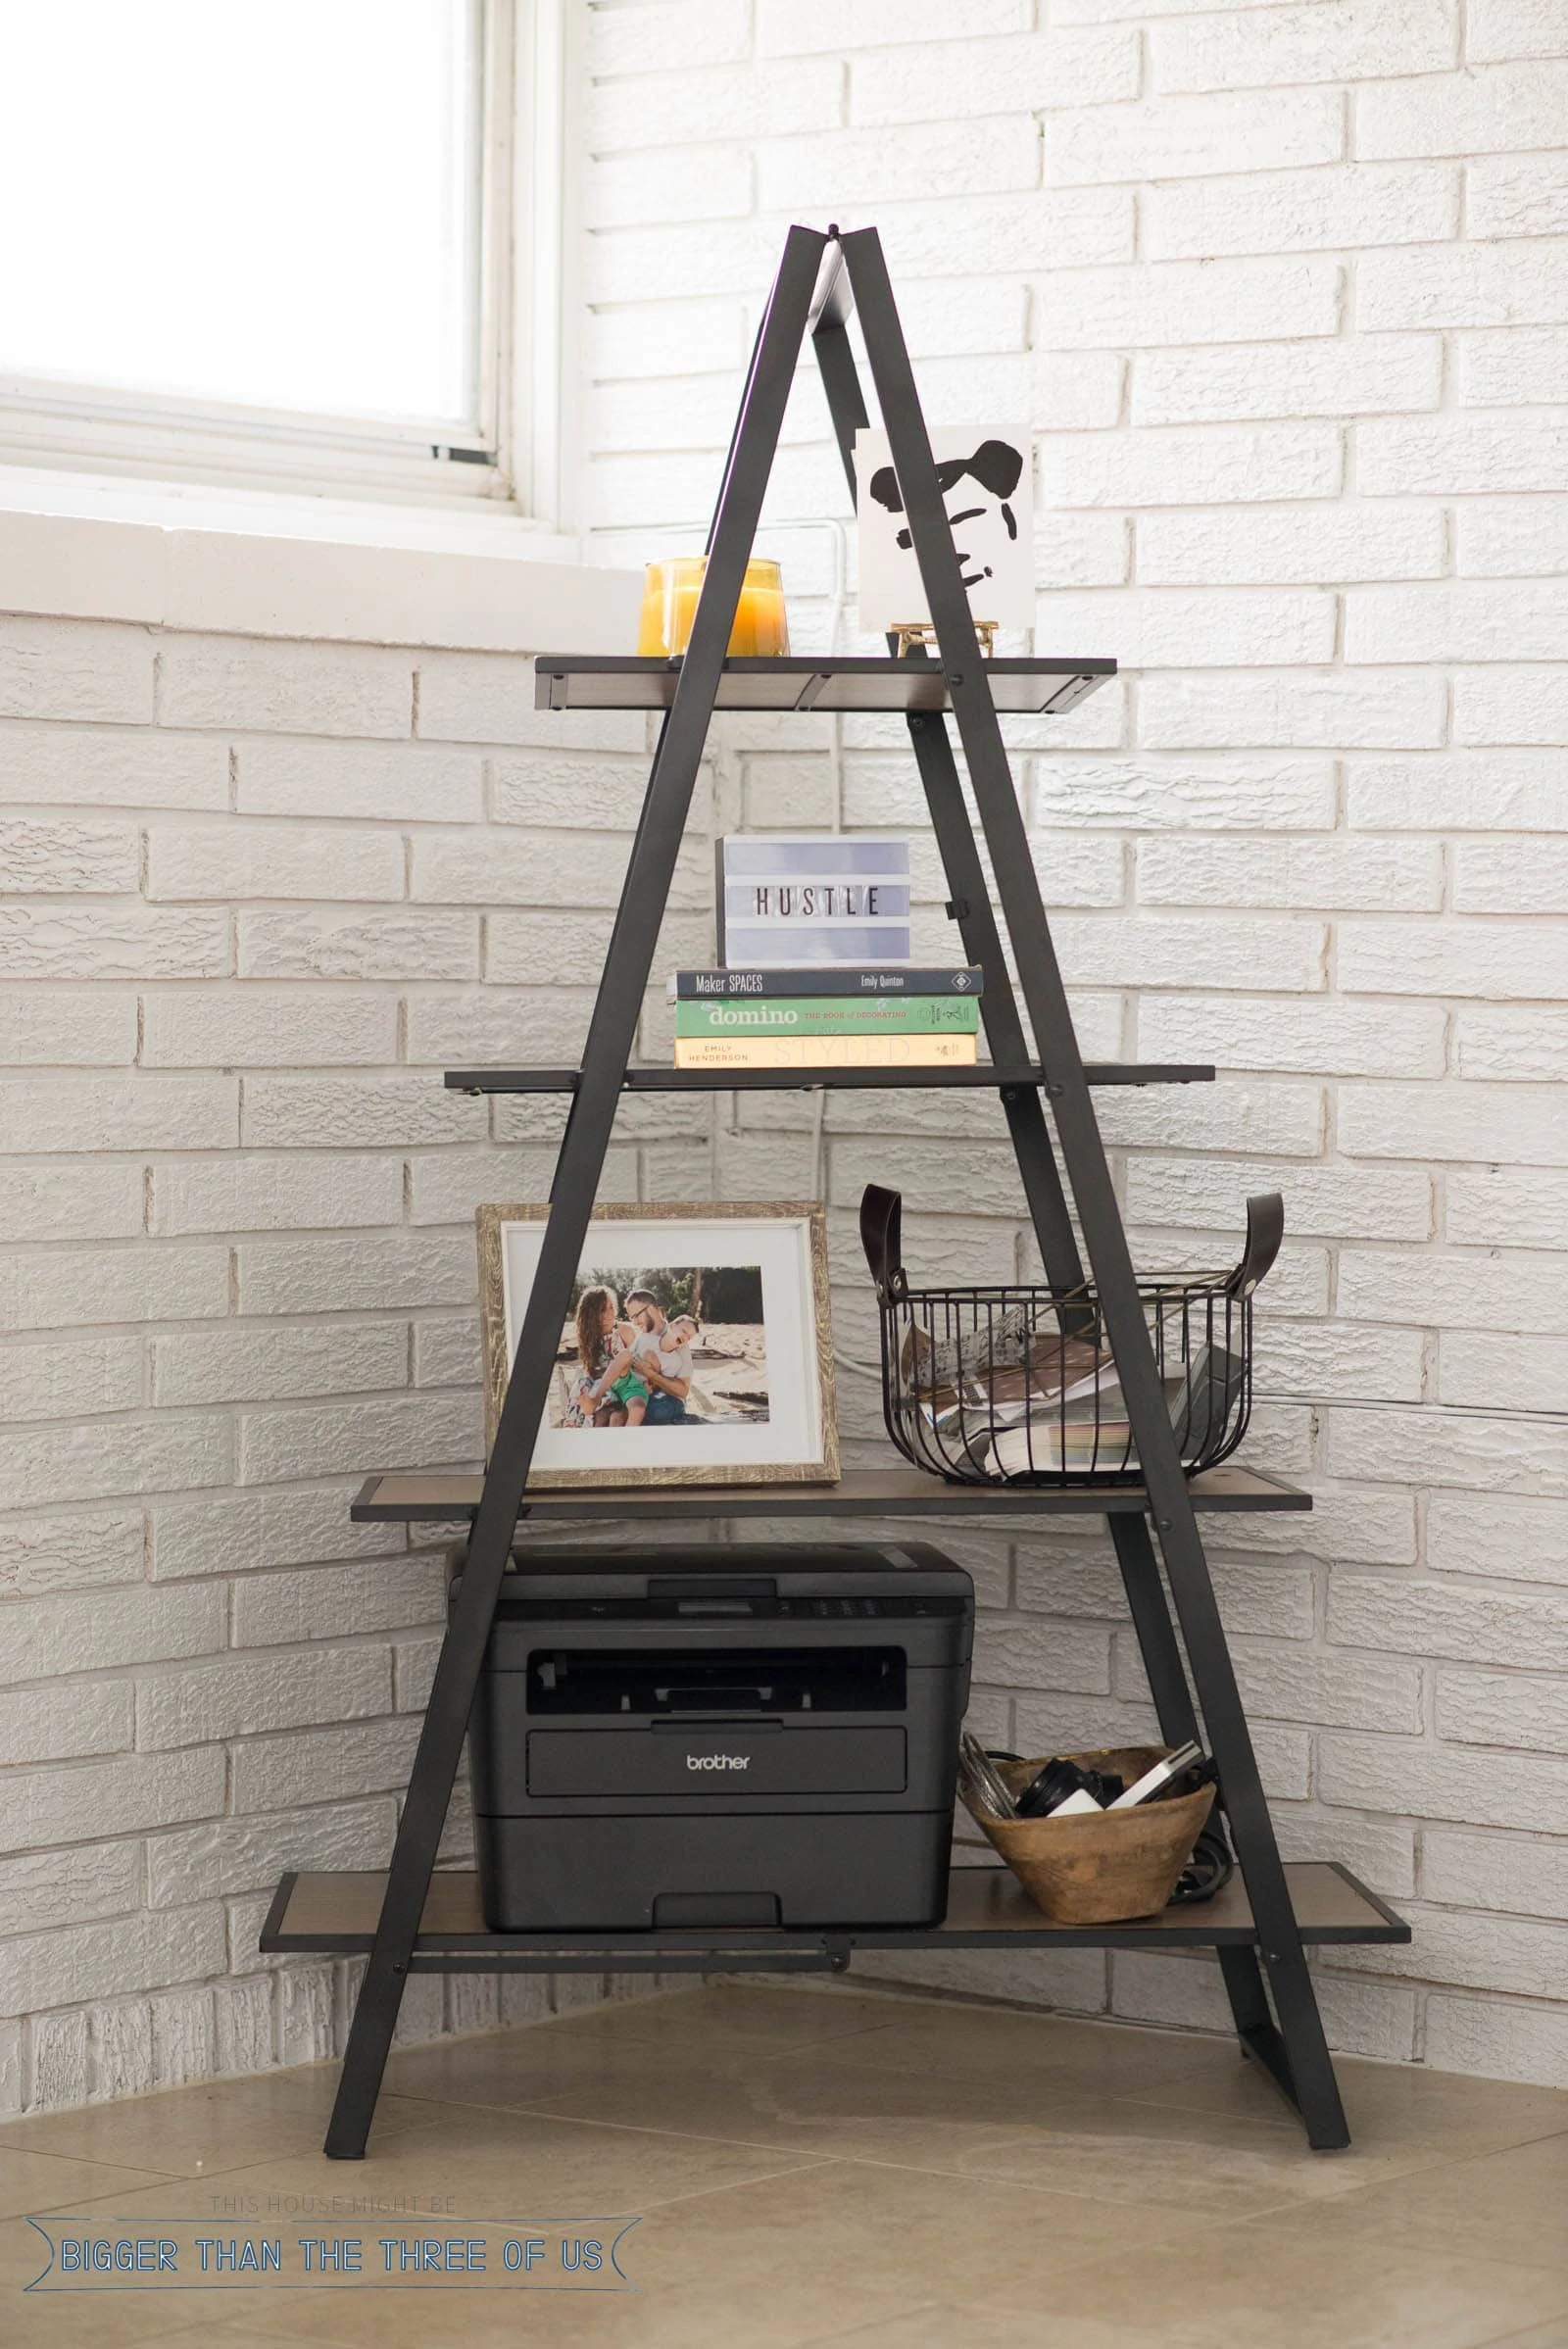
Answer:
[{"xmin": 674, "ymin": 995, "xmax": 980, "ymax": 1037}]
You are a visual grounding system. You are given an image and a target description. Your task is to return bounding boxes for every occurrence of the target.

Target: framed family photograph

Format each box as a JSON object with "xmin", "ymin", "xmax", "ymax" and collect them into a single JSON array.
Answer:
[{"xmin": 476, "ymin": 1200, "xmax": 839, "ymax": 1489}]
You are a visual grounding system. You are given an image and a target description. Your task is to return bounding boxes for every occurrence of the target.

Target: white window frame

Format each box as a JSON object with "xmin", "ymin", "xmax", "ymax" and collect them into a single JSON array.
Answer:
[{"xmin": 0, "ymin": 0, "xmax": 570, "ymax": 525}]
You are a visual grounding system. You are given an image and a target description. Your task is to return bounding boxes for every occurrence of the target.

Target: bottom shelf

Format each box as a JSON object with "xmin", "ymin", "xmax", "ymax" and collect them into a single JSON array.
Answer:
[{"xmin": 261, "ymin": 1859, "xmax": 1408, "ymax": 1967}]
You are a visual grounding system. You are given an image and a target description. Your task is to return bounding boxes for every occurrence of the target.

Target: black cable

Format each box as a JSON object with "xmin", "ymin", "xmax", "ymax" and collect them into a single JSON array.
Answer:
[{"xmin": 1171, "ymin": 1820, "xmax": 1234, "ymax": 1904}]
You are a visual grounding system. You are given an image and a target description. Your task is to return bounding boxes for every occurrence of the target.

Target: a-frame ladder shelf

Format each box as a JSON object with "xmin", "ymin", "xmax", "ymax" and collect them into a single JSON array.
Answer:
[
  {"xmin": 444, "ymin": 1061, "xmax": 1215, "ymax": 1095},
  {"xmin": 307, "ymin": 220, "xmax": 1386, "ymax": 2165},
  {"xmin": 535, "ymin": 653, "xmax": 1114, "ymax": 714}
]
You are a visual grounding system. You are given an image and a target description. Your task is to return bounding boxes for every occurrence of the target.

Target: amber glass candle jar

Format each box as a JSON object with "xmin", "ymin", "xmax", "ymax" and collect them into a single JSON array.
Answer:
[{"xmin": 636, "ymin": 557, "xmax": 789, "ymax": 658}]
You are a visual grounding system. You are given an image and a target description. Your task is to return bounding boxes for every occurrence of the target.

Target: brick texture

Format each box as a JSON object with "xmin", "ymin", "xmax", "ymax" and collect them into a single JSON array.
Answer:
[
  {"xmin": 565, "ymin": 0, "xmax": 1568, "ymax": 2101},
  {"xmin": 2, "ymin": 0, "xmax": 1567, "ymax": 2119},
  {"xmin": 0, "ymin": 588, "xmax": 660, "ymax": 2098}
]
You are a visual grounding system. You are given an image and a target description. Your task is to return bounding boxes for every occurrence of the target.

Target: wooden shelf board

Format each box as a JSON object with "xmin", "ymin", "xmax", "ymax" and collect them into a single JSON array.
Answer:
[
  {"xmin": 349, "ymin": 1461, "xmax": 1311, "ymax": 1526},
  {"xmin": 534, "ymin": 654, "xmax": 1115, "ymax": 715},
  {"xmin": 261, "ymin": 1859, "xmax": 1407, "ymax": 1959},
  {"xmin": 444, "ymin": 1062, "xmax": 1214, "ymax": 1096}
]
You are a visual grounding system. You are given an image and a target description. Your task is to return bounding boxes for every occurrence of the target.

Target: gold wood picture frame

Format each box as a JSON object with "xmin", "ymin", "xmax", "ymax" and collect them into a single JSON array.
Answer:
[{"xmin": 476, "ymin": 1200, "xmax": 839, "ymax": 1489}]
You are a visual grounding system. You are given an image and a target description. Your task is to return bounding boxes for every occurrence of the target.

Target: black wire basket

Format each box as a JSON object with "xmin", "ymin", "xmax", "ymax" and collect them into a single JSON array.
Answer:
[{"xmin": 859, "ymin": 1184, "xmax": 1283, "ymax": 1487}]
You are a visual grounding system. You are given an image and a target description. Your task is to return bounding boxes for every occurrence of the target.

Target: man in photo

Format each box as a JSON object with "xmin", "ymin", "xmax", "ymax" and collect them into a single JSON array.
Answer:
[{"xmin": 624, "ymin": 1291, "xmax": 697, "ymax": 1426}]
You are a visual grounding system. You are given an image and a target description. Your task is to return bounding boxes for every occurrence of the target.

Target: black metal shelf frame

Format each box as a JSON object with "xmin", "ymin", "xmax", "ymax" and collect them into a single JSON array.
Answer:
[{"xmin": 309, "ymin": 222, "xmax": 1390, "ymax": 2164}]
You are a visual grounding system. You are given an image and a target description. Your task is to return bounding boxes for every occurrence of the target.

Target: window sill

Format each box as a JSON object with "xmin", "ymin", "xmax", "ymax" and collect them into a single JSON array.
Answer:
[{"xmin": 0, "ymin": 465, "xmax": 643, "ymax": 655}]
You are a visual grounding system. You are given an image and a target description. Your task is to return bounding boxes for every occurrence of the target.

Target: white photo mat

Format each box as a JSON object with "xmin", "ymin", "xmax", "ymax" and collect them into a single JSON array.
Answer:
[{"xmin": 479, "ymin": 1202, "xmax": 839, "ymax": 1489}]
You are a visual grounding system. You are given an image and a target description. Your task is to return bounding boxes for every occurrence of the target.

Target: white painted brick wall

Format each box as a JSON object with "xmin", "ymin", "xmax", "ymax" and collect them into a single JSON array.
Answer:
[
  {"xmin": 577, "ymin": 0, "xmax": 1568, "ymax": 2093},
  {"xmin": 5, "ymin": 0, "xmax": 1568, "ymax": 2116},
  {"xmin": 0, "ymin": 592, "xmax": 688, "ymax": 2104}
]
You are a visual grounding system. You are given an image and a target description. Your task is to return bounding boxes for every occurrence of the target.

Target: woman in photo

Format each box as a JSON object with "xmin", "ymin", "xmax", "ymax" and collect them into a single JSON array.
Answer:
[{"xmin": 565, "ymin": 1283, "xmax": 620, "ymax": 1427}]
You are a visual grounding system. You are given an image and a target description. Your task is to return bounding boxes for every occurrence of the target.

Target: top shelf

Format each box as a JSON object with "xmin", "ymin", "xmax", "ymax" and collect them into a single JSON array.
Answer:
[{"xmin": 533, "ymin": 655, "xmax": 1115, "ymax": 715}]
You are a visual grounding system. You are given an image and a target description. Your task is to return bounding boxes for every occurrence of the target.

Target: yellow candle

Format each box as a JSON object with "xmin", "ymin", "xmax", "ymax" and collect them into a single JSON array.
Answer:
[
  {"xmin": 636, "ymin": 558, "xmax": 789, "ymax": 658},
  {"xmin": 729, "ymin": 566, "xmax": 789, "ymax": 656},
  {"xmin": 635, "ymin": 563, "xmax": 673, "ymax": 656}
]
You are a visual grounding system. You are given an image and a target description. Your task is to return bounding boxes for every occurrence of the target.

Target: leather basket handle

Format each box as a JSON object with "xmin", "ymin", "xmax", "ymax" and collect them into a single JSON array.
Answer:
[
  {"xmin": 859, "ymin": 1183, "xmax": 907, "ymax": 1301},
  {"xmin": 1226, "ymin": 1192, "xmax": 1284, "ymax": 1298}
]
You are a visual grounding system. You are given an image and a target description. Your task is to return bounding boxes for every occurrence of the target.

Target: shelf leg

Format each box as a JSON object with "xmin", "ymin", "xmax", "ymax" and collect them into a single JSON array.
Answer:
[
  {"xmin": 906, "ymin": 711, "xmax": 1090, "ymax": 1314},
  {"xmin": 840, "ymin": 221, "xmax": 1349, "ymax": 2153},
  {"xmin": 812, "ymin": 302, "xmax": 1089, "ymax": 1316},
  {"xmin": 321, "ymin": 223, "xmax": 830, "ymax": 2160},
  {"xmin": 1158, "ymin": 1540, "xmax": 1348, "ymax": 2149},
  {"xmin": 322, "ymin": 1523, "xmax": 508, "ymax": 2159},
  {"xmin": 1108, "ymin": 1514, "xmax": 1200, "ymax": 1747},
  {"xmin": 1213, "ymin": 1944, "xmax": 1302, "ymax": 2113},
  {"xmin": 1111, "ymin": 1514, "xmax": 1303, "ymax": 2111},
  {"xmin": 1112, "ymin": 1507, "xmax": 1346, "ymax": 2147}
]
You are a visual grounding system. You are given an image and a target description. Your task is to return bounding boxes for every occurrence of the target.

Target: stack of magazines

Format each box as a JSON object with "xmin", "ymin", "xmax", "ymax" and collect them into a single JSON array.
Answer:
[{"xmin": 904, "ymin": 1326, "xmax": 1246, "ymax": 1479}]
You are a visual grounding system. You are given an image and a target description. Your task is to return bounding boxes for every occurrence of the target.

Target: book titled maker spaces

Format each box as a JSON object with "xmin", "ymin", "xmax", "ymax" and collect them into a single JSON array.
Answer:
[
  {"xmin": 715, "ymin": 834, "xmax": 911, "ymax": 967},
  {"xmin": 671, "ymin": 966, "xmax": 983, "ymax": 999}
]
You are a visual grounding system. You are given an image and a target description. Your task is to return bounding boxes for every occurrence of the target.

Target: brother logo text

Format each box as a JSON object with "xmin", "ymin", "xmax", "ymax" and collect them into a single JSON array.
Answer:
[{"xmin": 686, "ymin": 1753, "xmax": 751, "ymax": 1772}]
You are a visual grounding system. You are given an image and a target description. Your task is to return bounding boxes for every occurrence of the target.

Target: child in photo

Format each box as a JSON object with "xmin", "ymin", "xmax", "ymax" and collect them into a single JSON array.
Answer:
[
  {"xmin": 652, "ymin": 1311, "xmax": 698, "ymax": 1387},
  {"xmin": 592, "ymin": 1316, "xmax": 655, "ymax": 1427}
]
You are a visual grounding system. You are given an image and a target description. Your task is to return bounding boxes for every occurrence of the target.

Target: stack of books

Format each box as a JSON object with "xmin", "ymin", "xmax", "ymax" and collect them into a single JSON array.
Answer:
[
  {"xmin": 668, "ymin": 966, "xmax": 984, "ymax": 1070},
  {"xmin": 671, "ymin": 832, "xmax": 984, "ymax": 1069},
  {"xmin": 900, "ymin": 1314, "xmax": 1247, "ymax": 1480},
  {"xmin": 980, "ymin": 1343, "xmax": 1246, "ymax": 1478}
]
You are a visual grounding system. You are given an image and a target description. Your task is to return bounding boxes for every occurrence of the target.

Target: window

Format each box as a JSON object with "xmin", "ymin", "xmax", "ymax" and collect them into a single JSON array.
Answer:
[{"xmin": 0, "ymin": 0, "xmax": 533, "ymax": 507}]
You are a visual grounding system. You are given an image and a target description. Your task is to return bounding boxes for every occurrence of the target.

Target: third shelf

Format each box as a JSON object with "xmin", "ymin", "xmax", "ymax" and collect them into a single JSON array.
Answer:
[{"xmin": 349, "ymin": 1463, "xmax": 1309, "ymax": 1525}]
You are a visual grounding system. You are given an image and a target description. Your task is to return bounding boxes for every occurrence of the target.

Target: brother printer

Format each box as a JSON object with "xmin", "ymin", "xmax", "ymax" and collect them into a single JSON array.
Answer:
[{"xmin": 455, "ymin": 1542, "xmax": 974, "ymax": 1933}]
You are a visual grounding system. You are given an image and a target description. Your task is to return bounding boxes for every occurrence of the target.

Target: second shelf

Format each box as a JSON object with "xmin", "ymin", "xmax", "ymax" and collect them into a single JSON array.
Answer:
[{"xmin": 445, "ymin": 1061, "xmax": 1214, "ymax": 1095}]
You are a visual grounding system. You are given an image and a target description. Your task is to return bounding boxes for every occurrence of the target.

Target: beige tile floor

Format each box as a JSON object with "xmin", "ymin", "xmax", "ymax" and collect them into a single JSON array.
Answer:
[{"xmin": 2, "ymin": 1982, "xmax": 1568, "ymax": 2348}]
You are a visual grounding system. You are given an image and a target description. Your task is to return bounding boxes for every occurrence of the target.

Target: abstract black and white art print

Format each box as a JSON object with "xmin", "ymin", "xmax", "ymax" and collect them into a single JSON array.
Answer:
[{"xmin": 855, "ymin": 423, "xmax": 1034, "ymax": 634}]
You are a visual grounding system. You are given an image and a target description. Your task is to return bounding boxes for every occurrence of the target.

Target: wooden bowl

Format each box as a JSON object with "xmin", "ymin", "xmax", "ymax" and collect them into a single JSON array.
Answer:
[{"xmin": 969, "ymin": 1747, "xmax": 1215, "ymax": 1926}]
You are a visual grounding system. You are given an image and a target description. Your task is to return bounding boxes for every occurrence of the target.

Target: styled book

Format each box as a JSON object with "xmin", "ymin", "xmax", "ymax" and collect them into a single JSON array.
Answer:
[
  {"xmin": 984, "ymin": 1417, "xmax": 1135, "ymax": 1476},
  {"xmin": 1168, "ymin": 1343, "xmax": 1247, "ymax": 1457},
  {"xmin": 981, "ymin": 1346, "xmax": 1246, "ymax": 1478},
  {"xmin": 672, "ymin": 1033, "xmax": 978, "ymax": 1070},
  {"xmin": 675, "ymin": 996, "xmax": 979, "ymax": 1038},
  {"xmin": 716, "ymin": 835, "xmax": 911, "ymax": 967},
  {"xmin": 671, "ymin": 966, "xmax": 983, "ymax": 1000},
  {"xmin": 906, "ymin": 1337, "xmax": 1112, "ymax": 1420}
]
